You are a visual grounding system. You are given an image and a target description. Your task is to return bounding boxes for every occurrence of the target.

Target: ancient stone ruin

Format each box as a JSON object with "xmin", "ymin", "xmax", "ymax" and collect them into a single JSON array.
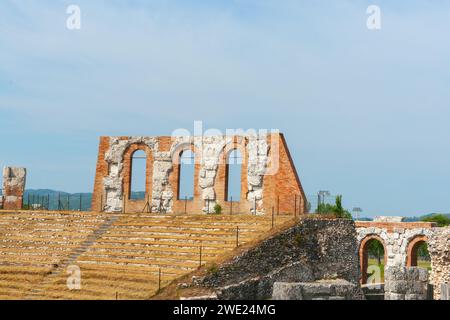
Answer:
[
  {"xmin": 384, "ymin": 266, "xmax": 429, "ymax": 300},
  {"xmin": 0, "ymin": 167, "xmax": 26, "ymax": 210},
  {"xmin": 356, "ymin": 220, "xmax": 449, "ymax": 300},
  {"xmin": 91, "ymin": 133, "xmax": 307, "ymax": 215}
]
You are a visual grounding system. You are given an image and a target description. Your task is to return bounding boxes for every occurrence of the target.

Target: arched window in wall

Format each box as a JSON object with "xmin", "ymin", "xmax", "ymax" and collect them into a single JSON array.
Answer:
[
  {"xmin": 408, "ymin": 239, "xmax": 430, "ymax": 269},
  {"xmin": 130, "ymin": 150, "xmax": 147, "ymax": 200},
  {"xmin": 178, "ymin": 150, "xmax": 195, "ymax": 200},
  {"xmin": 361, "ymin": 237, "xmax": 385, "ymax": 284},
  {"xmin": 225, "ymin": 149, "xmax": 242, "ymax": 201}
]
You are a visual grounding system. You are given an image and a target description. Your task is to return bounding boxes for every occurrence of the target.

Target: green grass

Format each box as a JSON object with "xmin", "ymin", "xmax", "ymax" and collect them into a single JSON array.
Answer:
[
  {"xmin": 367, "ymin": 259, "xmax": 431, "ymax": 283},
  {"xmin": 367, "ymin": 259, "xmax": 385, "ymax": 283}
]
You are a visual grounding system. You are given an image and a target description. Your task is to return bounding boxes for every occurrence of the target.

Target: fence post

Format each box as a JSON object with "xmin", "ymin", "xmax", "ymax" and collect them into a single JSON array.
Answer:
[
  {"xmin": 272, "ymin": 206, "xmax": 274, "ymax": 229},
  {"xmin": 254, "ymin": 198, "xmax": 257, "ymax": 215},
  {"xmin": 277, "ymin": 195, "xmax": 280, "ymax": 215},
  {"xmin": 58, "ymin": 193, "xmax": 61, "ymax": 211},
  {"xmin": 184, "ymin": 196, "xmax": 187, "ymax": 214},
  {"xmin": 67, "ymin": 194, "xmax": 70, "ymax": 211},
  {"xmin": 230, "ymin": 196, "xmax": 233, "ymax": 215},
  {"xmin": 79, "ymin": 194, "xmax": 82, "ymax": 211},
  {"xmin": 158, "ymin": 268, "xmax": 162, "ymax": 292},
  {"xmin": 294, "ymin": 194, "xmax": 297, "ymax": 217}
]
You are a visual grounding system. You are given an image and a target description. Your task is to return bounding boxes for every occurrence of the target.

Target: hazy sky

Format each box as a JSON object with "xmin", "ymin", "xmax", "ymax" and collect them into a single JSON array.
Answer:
[{"xmin": 1, "ymin": 0, "xmax": 449, "ymax": 217}]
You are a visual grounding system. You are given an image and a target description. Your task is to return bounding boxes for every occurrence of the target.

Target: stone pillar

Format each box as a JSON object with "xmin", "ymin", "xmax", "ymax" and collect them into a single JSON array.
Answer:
[
  {"xmin": 441, "ymin": 284, "xmax": 450, "ymax": 300},
  {"xmin": 384, "ymin": 266, "xmax": 429, "ymax": 300},
  {"xmin": 428, "ymin": 228, "xmax": 450, "ymax": 300},
  {"xmin": 2, "ymin": 167, "xmax": 26, "ymax": 210}
]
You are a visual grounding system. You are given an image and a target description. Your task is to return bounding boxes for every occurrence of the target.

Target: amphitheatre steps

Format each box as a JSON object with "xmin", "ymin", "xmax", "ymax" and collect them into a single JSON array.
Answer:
[{"xmin": 0, "ymin": 211, "xmax": 294, "ymax": 300}]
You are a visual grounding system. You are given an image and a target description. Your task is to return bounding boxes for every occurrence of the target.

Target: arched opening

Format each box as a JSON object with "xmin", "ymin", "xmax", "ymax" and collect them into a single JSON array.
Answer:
[
  {"xmin": 407, "ymin": 236, "xmax": 431, "ymax": 270},
  {"xmin": 225, "ymin": 149, "xmax": 242, "ymax": 202},
  {"xmin": 359, "ymin": 235, "xmax": 386, "ymax": 284},
  {"xmin": 130, "ymin": 150, "xmax": 147, "ymax": 200},
  {"xmin": 178, "ymin": 150, "xmax": 195, "ymax": 200}
]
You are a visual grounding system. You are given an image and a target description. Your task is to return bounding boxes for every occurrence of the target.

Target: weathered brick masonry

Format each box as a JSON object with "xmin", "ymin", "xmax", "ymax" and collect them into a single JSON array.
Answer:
[{"xmin": 92, "ymin": 133, "xmax": 307, "ymax": 215}]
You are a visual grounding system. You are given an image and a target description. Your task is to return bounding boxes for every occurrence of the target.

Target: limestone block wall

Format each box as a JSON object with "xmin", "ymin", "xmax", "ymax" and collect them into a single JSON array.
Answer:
[
  {"xmin": 356, "ymin": 222, "xmax": 449, "ymax": 300},
  {"xmin": 384, "ymin": 266, "xmax": 429, "ymax": 300},
  {"xmin": 1, "ymin": 167, "xmax": 26, "ymax": 210},
  {"xmin": 356, "ymin": 223, "xmax": 434, "ymax": 268},
  {"xmin": 272, "ymin": 280, "xmax": 364, "ymax": 300},
  {"xmin": 91, "ymin": 133, "xmax": 307, "ymax": 215},
  {"xmin": 428, "ymin": 227, "xmax": 450, "ymax": 300}
]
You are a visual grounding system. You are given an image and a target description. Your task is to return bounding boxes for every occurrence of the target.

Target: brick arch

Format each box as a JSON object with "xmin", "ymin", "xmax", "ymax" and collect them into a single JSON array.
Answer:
[
  {"xmin": 169, "ymin": 143, "xmax": 202, "ymax": 213},
  {"xmin": 122, "ymin": 143, "xmax": 154, "ymax": 212},
  {"xmin": 216, "ymin": 139, "xmax": 249, "ymax": 210},
  {"xmin": 359, "ymin": 234, "xmax": 387, "ymax": 284},
  {"xmin": 406, "ymin": 235, "xmax": 428, "ymax": 267}
]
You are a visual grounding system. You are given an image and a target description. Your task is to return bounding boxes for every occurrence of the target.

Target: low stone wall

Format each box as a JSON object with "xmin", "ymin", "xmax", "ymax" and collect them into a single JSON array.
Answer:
[
  {"xmin": 194, "ymin": 218, "xmax": 362, "ymax": 300},
  {"xmin": 428, "ymin": 227, "xmax": 450, "ymax": 300},
  {"xmin": 384, "ymin": 266, "xmax": 429, "ymax": 300},
  {"xmin": 272, "ymin": 279, "xmax": 364, "ymax": 300}
]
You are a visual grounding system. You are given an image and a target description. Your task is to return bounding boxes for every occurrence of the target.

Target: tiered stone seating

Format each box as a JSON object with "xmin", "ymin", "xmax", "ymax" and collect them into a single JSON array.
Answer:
[{"xmin": 0, "ymin": 211, "xmax": 293, "ymax": 300}]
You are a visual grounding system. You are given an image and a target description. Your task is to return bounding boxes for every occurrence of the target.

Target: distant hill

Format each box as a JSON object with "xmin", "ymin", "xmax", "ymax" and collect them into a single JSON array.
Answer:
[
  {"xmin": 24, "ymin": 189, "xmax": 146, "ymax": 211},
  {"xmin": 24, "ymin": 189, "xmax": 93, "ymax": 211},
  {"xmin": 403, "ymin": 213, "xmax": 450, "ymax": 222}
]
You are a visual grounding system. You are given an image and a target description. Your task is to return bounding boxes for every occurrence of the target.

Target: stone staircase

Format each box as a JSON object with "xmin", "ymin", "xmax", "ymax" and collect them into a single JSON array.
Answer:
[{"xmin": 0, "ymin": 211, "xmax": 293, "ymax": 300}]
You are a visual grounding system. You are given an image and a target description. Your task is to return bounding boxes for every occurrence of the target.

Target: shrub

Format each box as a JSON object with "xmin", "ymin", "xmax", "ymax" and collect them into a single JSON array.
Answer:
[
  {"xmin": 208, "ymin": 263, "xmax": 219, "ymax": 275},
  {"xmin": 214, "ymin": 203, "xmax": 222, "ymax": 215}
]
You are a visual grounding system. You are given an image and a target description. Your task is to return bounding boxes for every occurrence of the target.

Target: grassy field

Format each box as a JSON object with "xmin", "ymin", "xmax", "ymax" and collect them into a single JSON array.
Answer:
[{"xmin": 367, "ymin": 259, "xmax": 431, "ymax": 283}]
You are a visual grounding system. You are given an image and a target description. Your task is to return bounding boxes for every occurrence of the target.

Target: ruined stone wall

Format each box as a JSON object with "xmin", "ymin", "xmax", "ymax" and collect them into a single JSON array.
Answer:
[
  {"xmin": 272, "ymin": 280, "xmax": 364, "ymax": 300},
  {"xmin": 384, "ymin": 266, "xmax": 429, "ymax": 300},
  {"xmin": 193, "ymin": 218, "xmax": 361, "ymax": 300},
  {"xmin": 356, "ymin": 222, "xmax": 435, "ymax": 268},
  {"xmin": 428, "ymin": 227, "xmax": 450, "ymax": 300},
  {"xmin": 356, "ymin": 222, "xmax": 449, "ymax": 299},
  {"xmin": 91, "ymin": 133, "xmax": 307, "ymax": 215},
  {"xmin": 1, "ymin": 167, "xmax": 26, "ymax": 210}
]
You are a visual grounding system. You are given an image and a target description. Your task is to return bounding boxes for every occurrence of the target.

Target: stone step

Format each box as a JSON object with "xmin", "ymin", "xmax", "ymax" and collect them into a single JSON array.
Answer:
[
  {"xmin": 93, "ymin": 238, "xmax": 243, "ymax": 249},
  {"xmin": 76, "ymin": 256, "xmax": 201, "ymax": 269}
]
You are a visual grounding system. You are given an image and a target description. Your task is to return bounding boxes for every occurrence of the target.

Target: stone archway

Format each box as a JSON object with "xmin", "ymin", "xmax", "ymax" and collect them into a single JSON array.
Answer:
[
  {"xmin": 406, "ymin": 235, "xmax": 428, "ymax": 267},
  {"xmin": 359, "ymin": 235, "xmax": 387, "ymax": 284}
]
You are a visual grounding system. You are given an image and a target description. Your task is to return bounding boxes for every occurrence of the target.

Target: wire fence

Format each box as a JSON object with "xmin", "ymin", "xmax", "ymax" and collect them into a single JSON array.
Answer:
[
  {"xmin": 22, "ymin": 192, "xmax": 92, "ymax": 212},
  {"xmin": 3, "ymin": 189, "xmax": 343, "ymax": 215}
]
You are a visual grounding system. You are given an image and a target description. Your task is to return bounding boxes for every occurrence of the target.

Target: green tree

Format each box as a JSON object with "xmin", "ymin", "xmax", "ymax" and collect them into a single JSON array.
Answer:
[
  {"xmin": 316, "ymin": 195, "xmax": 352, "ymax": 219},
  {"xmin": 368, "ymin": 240, "xmax": 384, "ymax": 265},
  {"xmin": 416, "ymin": 242, "xmax": 430, "ymax": 260},
  {"xmin": 421, "ymin": 214, "xmax": 450, "ymax": 227}
]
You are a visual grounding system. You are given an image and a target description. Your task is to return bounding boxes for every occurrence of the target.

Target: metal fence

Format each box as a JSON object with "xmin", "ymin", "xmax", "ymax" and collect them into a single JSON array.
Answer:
[{"xmin": 22, "ymin": 192, "xmax": 92, "ymax": 212}]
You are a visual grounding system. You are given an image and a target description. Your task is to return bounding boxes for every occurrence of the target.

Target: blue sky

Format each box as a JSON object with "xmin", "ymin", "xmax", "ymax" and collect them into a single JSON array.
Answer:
[{"xmin": 1, "ymin": 0, "xmax": 450, "ymax": 217}]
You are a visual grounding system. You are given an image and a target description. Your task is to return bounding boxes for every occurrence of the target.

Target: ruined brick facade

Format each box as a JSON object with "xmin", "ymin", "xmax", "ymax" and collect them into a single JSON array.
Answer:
[
  {"xmin": 91, "ymin": 133, "xmax": 307, "ymax": 215},
  {"xmin": 1, "ymin": 167, "xmax": 26, "ymax": 210}
]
